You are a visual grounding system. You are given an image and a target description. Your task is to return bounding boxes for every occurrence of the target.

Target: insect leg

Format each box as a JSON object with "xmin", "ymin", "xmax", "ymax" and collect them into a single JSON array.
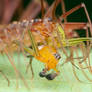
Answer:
[
  {"xmin": 0, "ymin": 70, "xmax": 10, "ymax": 86},
  {"xmin": 4, "ymin": 48, "xmax": 29, "ymax": 89},
  {"xmin": 52, "ymin": 0, "xmax": 58, "ymax": 20},
  {"xmin": 61, "ymin": 0, "xmax": 67, "ymax": 22},
  {"xmin": 73, "ymin": 45, "xmax": 92, "ymax": 82},
  {"xmin": 26, "ymin": 56, "xmax": 34, "ymax": 79},
  {"xmin": 44, "ymin": 0, "xmax": 61, "ymax": 18},
  {"xmin": 14, "ymin": 39, "xmax": 35, "ymax": 80},
  {"xmin": 41, "ymin": 0, "xmax": 45, "ymax": 19},
  {"xmin": 60, "ymin": 3, "xmax": 92, "ymax": 36}
]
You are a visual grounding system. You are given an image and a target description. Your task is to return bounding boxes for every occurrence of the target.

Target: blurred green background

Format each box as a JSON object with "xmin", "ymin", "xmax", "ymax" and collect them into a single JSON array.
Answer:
[{"xmin": 0, "ymin": 52, "xmax": 92, "ymax": 92}]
